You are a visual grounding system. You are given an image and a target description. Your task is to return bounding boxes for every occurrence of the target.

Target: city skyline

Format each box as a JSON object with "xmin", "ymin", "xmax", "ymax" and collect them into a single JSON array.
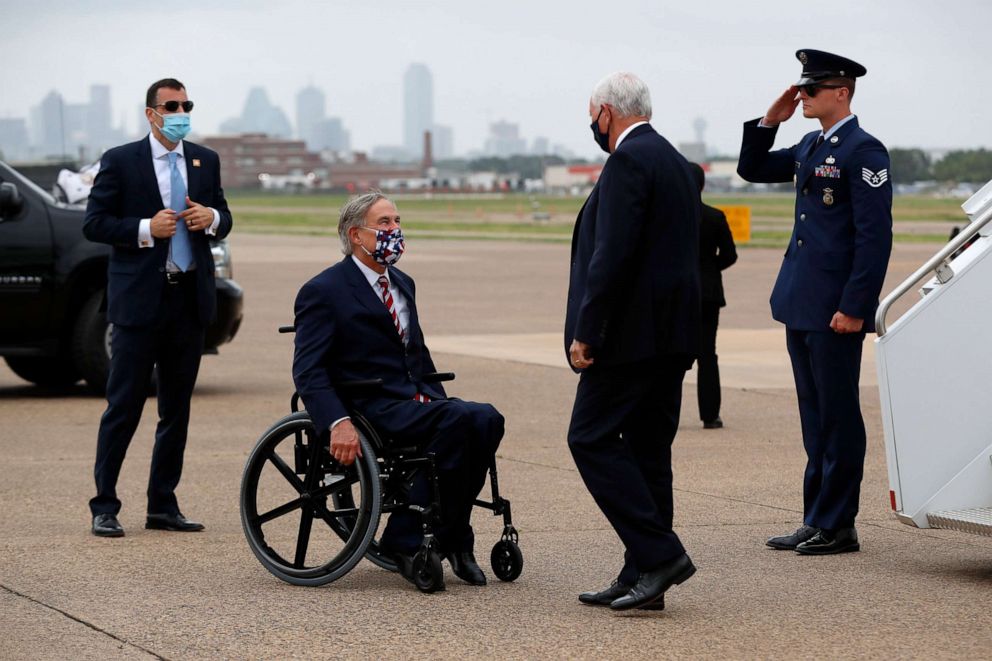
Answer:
[{"xmin": 2, "ymin": 1, "xmax": 991, "ymax": 161}]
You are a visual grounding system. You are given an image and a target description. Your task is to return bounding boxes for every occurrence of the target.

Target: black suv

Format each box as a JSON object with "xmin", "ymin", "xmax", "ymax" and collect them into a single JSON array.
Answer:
[{"xmin": 0, "ymin": 160, "xmax": 243, "ymax": 393}]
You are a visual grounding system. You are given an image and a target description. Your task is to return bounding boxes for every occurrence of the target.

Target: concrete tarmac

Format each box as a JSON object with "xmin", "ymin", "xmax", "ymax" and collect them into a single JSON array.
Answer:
[{"xmin": 1, "ymin": 235, "xmax": 990, "ymax": 660}]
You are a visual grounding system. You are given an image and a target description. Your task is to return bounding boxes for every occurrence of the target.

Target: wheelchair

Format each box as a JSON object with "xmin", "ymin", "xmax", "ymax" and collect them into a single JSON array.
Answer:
[{"xmin": 239, "ymin": 325, "xmax": 522, "ymax": 593}]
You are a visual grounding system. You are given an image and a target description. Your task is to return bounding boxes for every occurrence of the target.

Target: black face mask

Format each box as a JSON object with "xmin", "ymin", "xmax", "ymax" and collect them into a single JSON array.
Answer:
[{"xmin": 590, "ymin": 106, "xmax": 611, "ymax": 154}]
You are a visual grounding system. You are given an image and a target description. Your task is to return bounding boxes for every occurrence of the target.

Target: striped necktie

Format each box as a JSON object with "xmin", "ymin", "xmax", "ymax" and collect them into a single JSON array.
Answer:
[
  {"xmin": 377, "ymin": 275, "xmax": 405, "ymax": 342},
  {"xmin": 377, "ymin": 275, "xmax": 430, "ymax": 403}
]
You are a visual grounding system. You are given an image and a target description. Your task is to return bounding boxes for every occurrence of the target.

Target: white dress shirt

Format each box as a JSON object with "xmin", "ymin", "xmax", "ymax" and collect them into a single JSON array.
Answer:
[{"xmin": 138, "ymin": 133, "xmax": 221, "ymax": 259}]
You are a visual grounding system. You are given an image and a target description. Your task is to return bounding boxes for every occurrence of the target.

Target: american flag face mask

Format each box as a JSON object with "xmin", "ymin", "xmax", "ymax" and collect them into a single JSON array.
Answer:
[{"xmin": 360, "ymin": 227, "xmax": 405, "ymax": 266}]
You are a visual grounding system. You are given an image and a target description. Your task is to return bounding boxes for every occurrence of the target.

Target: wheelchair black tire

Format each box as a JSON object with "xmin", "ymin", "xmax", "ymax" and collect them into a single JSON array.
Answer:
[
  {"xmin": 491, "ymin": 540, "xmax": 523, "ymax": 582},
  {"xmin": 413, "ymin": 548, "xmax": 445, "ymax": 593},
  {"xmin": 240, "ymin": 411, "xmax": 381, "ymax": 586}
]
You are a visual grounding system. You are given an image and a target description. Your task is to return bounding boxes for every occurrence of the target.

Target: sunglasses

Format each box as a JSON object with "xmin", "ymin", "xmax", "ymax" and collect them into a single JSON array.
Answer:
[
  {"xmin": 799, "ymin": 84, "xmax": 845, "ymax": 98},
  {"xmin": 152, "ymin": 100, "xmax": 195, "ymax": 113}
]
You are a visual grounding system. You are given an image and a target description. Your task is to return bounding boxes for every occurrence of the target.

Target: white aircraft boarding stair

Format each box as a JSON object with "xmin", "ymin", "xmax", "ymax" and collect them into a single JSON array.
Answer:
[{"xmin": 875, "ymin": 179, "xmax": 992, "ymax": 537}]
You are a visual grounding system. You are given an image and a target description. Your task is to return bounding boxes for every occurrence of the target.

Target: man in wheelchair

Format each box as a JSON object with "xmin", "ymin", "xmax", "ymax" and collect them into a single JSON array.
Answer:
[{"xmin": 291, "ymin": 191, "xmax": 505, "ymax": 588}]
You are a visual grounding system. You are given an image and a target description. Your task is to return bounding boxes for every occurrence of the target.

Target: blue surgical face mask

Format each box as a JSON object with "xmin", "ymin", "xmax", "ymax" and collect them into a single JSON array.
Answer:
[
  {"xmin": 153, "ymin": 110, "xmax": 191, "ymax": 142},
  {"xmin": 359, "ymin": 226, "xmax": 405, "ymax": 266}
]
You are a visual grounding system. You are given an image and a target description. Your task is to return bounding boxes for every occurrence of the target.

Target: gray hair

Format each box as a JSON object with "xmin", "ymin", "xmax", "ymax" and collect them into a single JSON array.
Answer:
[
  {"xmin": 590, "ymin": 72, "xmax": 652, "ymax": 119},
  {"xmin": 338, "ymin": 190, "xmax": 389, "ymax": 255}
]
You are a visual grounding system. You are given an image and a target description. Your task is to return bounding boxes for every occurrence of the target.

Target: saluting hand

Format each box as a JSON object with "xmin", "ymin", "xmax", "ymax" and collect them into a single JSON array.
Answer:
[
  {"xmin": 762, "ymin": 86, "xmax": 801, "ymax": 127},
  {"xmin": 179, "ymin": 196, "xmax": 213, "ymax": 232}
]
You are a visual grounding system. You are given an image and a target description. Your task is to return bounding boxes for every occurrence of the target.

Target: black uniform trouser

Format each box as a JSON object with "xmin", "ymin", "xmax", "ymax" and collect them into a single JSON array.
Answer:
[
  {"xmin": 567, "ymin": 357, "xmax": 688, "ymax": 585},
  {"xmin": 786, "ymin": 328, "xmax": 866, "ymax": 530},
  {"xmin": 90, "ymin": 277, "xmax": 204, "ymax": 517},
  {"xmin": 358, "ymin": 397, "xmax": 504, "ymax": 554},
  {"xmin": 696, "ymin": 301, "xmax": 722, "ymax": 423}
]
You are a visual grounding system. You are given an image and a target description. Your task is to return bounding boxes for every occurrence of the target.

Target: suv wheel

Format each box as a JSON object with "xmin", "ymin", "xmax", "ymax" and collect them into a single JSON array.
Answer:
[
  {"xmin": 72, "ymin": 289, "xmax": 157, "ymax": 396},
  {"xmin": 4, "ymin": 355, "xmax": 80, "ymax": 388}
]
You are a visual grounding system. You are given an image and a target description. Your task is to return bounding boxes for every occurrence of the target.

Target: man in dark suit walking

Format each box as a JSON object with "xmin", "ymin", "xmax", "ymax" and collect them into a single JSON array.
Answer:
[
  {"xmin": 85, "ymin": 78, "xmax": 233, "ymax": 537},
  {"xmin": 689, "ymin": 163, "xmax": 737, "ymax": 430},
  {"xmin": 737, "ymin": 50, "xmax": 892, "ymax": 555},
  {"xmin": 292, "ymin": 191, "xmax": 504, "ymax": 589},
  {"xmin": 566, "ymin": 72, "xmax": 700, "ymax": 612}
]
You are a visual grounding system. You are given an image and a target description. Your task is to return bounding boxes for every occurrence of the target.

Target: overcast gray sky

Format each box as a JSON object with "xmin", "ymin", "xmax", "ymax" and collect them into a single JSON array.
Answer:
[{"xmin": 2, "ymin": 0, "xmax": 990, "ymax": 158}]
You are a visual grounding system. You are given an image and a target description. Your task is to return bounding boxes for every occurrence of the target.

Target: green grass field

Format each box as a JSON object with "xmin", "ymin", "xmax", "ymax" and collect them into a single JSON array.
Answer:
[{"xmin": 226, "ymin": 191, "xmax": 968, "ymax": 247}]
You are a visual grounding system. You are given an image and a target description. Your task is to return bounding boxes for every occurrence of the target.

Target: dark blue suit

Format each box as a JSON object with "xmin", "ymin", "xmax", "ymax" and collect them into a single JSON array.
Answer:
[
  {"xmin": 84, "ymin": 136, "xmax": 233, "ymax": 517},
  {"xmin": 293, "ymin": 257, "xmax": 504, "ymax": 554},
  {"xmin": 737, "ymin": 116, "xmax": 892, "ymax": 529},
  {"xmin": 565, "ymin": 124, "xmax": 701, "ymax": 585}
]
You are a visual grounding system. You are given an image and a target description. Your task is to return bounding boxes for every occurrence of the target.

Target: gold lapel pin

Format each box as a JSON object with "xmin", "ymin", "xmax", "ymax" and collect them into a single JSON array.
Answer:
[{"xmin": 192, "ymin": 159, "xmax": 201, "ymax": 167}]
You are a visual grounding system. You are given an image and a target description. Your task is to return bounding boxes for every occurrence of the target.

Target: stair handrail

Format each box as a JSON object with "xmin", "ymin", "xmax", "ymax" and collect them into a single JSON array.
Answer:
[{"xmin": 876, "ymin": 203, "xmax": 992, "ymax": 336}]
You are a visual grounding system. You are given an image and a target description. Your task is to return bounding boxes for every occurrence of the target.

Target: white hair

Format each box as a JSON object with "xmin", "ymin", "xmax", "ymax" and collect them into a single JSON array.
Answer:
[
  {"xmin": 337, "ymin": 190, "xmax": 389, "ymax": 255},
  {"xmin": 590, "ymin": 72, "xmax": 652, "ymax": 119}
]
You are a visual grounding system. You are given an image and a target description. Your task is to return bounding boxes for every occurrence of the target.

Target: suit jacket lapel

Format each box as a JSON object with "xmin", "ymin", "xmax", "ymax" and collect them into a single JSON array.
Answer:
[
  {"xmin": 391, "ymin": 269, "xmax": 421, "ymax": 345},
  {"xmin": 184, "ymin": 142, "xmax": 202, "ymax": 203},
  {"xmin": 343, "ymin": 257, "xmax": 403, "ymax": 343},
  {"xmin": 136, "ymin": 137, "xmax": 164, "ymax": 211}
]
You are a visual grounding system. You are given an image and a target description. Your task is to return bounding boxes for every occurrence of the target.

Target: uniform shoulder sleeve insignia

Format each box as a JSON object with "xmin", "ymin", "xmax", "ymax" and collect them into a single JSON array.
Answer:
[{"xmin": 862, "ymin": 168, "xmax": 889, "ymax": 188}]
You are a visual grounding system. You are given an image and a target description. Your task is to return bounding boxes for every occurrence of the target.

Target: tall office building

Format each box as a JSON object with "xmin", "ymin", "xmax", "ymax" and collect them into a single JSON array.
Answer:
[
  {"xmin": 403, "ymin": 64, "xmax": 434, "ymax": 159},
  {"xmin": 296, "ymin": 85, "xmax": 326, "ymax": 150},
  {"xmin": 433, "ymin": 124, "xmax": 454, "ymax": 159},
  {"xmin": 219, "ymin": 87, "xmax": 292, "ymax": 138},
  {"xmin": 87, "ymin": 84, "xmax": 114, "ymax": 151},
  {"xmin": 31, "ymin": 91, "xmax": 67, "ymax": 158},
  {"xmin": 0, "ymin": 119, "xmax": 29, "ymax": 161}
]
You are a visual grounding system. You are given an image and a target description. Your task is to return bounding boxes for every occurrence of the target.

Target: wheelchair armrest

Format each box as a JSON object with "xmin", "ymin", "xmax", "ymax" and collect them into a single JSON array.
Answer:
[
  {"xmin": 422, "ymin": 372, "xmax": 455, "ymax": 383},
  {"xmin": 335, "ymin": 378, "xmax": 385, "ymax": 397},
  {"xmin": 278, "ymin": 325, "xmax": 296, "ymax": 334}
]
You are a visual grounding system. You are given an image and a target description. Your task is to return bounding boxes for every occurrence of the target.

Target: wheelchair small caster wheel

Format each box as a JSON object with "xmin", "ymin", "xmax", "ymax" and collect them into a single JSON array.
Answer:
[
  {"xmin": 491, "ymin": 540, "xmax": 523, "ymax": 582},
  {"xmin": 412, "ymin": 549, "xmax": 445, "ymax": 593}
]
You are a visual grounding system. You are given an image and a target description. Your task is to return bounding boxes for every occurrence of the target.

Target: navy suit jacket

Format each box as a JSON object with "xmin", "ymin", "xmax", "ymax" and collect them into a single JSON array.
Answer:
[
  {"xmin": 565, "ymin": 123, "xmax": 701, "ymax": 370},
  {"xmin": 292, "ymin": 257, "xmax": 446, "ymax": 435},
  {"xmin": 737, "ymin": 117, "xmax": 892, "ymax": 332},
  {"xmin": 83, "ymin": 136, "xmax": 233, "ymax": 328}
]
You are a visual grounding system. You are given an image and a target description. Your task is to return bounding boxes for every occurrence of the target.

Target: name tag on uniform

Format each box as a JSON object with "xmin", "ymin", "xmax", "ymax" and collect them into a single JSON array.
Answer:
[{"xmin": 814, "ymin": 165, "xmax": 841, "ymax": 178}]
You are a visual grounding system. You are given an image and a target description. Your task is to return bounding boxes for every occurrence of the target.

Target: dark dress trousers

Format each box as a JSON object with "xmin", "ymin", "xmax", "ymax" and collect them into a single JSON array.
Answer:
[
  {"xmin": 565, "ymin": 124, "xmax": 701, "ymax": 584},
  {"xmin": 737, "ymin": 116, "xmax": 892, "ymax": 529},
  {"xmin": 85, "ymin": 136, "xmax": 233, "ymax": 517},
  {"xmin": 293, "ymin": 257, "xmax": 504, "ymax": 554},
  {"xmin": 697, "ymin": 203, "xmax": 737, "ymax": 423}
]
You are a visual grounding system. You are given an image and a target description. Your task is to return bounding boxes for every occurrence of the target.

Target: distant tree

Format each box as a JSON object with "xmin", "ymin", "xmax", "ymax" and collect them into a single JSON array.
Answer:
[
  {"xmin": 888, "ymin": 148, "xmax": 931, "ymax": 183},
  {"xmin": 467, "ymin": 154, "xmax": 566, "ymax": 179},
  {"xmin": 932, "ymin": 149, "xmax": 992, "ymax": 183}
]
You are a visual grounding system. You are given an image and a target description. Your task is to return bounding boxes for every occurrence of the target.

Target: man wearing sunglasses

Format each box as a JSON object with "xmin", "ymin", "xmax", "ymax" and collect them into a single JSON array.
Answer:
[
  {"xmin": 84, "ymin": 78, "xmax": 233, "ymax": 538},
  {"xmin": 737, "ymin": 50, "xmax": 892, "ymax": 555}
]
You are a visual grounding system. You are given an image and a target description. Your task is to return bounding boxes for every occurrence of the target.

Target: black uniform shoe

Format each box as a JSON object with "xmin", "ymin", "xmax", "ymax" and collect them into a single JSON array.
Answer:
[
  {"xmin": 795, "ymin": 528, "xmax": 860, "ymax": 555},
  {"xmin": 579, "ymin": 581, "xmax": 665, "ymax": 610},
  {"xmin": 445, "ymin": 551, "xmax": 487, "ymax": 585},
  {"xmin": 703, "ymin": 417, "xmax": 723, "ymax": 429},
  {"xmin": 92, "ymin": 513, "xmax": 124, "ymax": 537},
  {"xmin": 766, "ymin": 524, "xmax": 819, "ymax": 550},
  {"xmin": 145, "ymin": 513, "xmax": 205, "ymax": 532},
  {"xmin": 609, "ymin": 553, "xmax": 696, "ymax": 611}
]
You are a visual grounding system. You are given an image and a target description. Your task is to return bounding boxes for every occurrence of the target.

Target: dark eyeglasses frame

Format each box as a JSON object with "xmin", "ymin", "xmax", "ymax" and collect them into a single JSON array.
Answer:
[
  {"xmin": 800, "ymin": 84, "xmax": 846, "ymax": 98},
  {"xmin": 151, "ymin": 100, "xmax": 195, "ymax": 113}
]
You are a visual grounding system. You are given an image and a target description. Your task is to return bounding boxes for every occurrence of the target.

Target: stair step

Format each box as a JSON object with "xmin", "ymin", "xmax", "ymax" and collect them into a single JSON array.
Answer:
[{"xmin": 927, "ymin": 508, "xmax": 992, "ymax": 537}]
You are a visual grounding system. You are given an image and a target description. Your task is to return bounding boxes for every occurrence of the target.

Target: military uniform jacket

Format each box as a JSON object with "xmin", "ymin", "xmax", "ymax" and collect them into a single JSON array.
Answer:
[{"xmin": 737, "ymin": 116, "xmax": 892, "ymax": 332}]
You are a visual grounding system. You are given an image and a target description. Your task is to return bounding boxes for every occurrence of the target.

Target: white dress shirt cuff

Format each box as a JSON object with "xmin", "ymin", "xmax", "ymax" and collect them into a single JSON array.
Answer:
[
  {"xmin": 138, "ymin": 218, "xmax": 154, "ymax": 248},
  {"xmin": 757, "ymin": 119, "xmax": 777, "ymax": 129},
  {"xmin": 330, "ymin": 416, "xmax": 350, "ymax": 431},
  {"xmin": 205, "ymin": 208, "xmax": 221, "ymax": 236}
]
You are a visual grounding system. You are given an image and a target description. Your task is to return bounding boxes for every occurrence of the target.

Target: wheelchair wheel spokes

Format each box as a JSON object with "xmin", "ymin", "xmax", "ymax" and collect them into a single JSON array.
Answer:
[{"xmin": 240, "ymin": 413, "xmax": 382, "ymax": 586}]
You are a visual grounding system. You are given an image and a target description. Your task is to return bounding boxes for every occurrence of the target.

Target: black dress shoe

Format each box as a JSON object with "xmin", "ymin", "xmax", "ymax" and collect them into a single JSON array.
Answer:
[
  {"xmin": 445, "ymin": 551, "xmax": 487, "ymax": 586},
  {"xmin": 703, "ymin": 417, "xmax": 724, "ymax": 429},
  {"xmin": 795, "ymin": 527, "xmax": 859, "ymax": 555},
  {"xmin": 766, "ymin": 524, "xmax": 819, "ymax": 550},
  {"xmin": 145, "ymin": 513, "xmax": 205, "ymax": 532},
  {"xmin": 610, "ymin": 553, "xmax": 695, "ymax": 611},
  {"xmin": 92, "ymin": 513, "xmax": 124, "ymax": 537},
  {"xmin": 579, "ymin": 581, "xmax": 665, "ymax": 610}
]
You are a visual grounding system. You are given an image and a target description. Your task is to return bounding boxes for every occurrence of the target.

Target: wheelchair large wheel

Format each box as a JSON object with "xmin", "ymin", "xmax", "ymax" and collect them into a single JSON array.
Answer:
[{"xmin": 240, "ymin": 412, "xmax": 381, "ymax": 586}]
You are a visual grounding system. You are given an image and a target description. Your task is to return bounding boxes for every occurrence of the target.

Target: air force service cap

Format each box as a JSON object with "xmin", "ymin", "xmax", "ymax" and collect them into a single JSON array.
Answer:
[{"xmin": 795, "ymin": 49, "xmax": 867, "ymax": 86}]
